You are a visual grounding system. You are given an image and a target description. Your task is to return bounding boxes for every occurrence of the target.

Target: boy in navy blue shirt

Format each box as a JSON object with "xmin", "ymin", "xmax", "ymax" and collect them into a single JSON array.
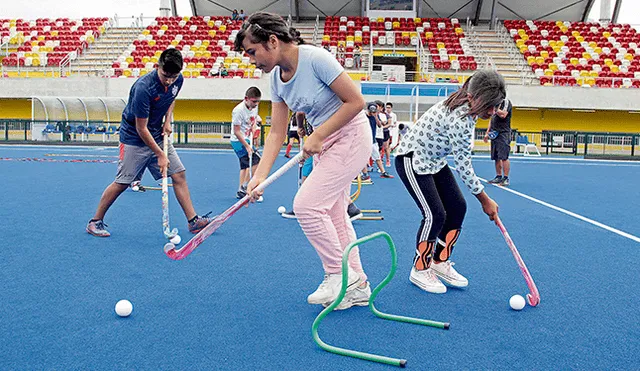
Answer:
[{"xmin": 87, "ymin": 48, "xmax": 213, "ymax": 237}]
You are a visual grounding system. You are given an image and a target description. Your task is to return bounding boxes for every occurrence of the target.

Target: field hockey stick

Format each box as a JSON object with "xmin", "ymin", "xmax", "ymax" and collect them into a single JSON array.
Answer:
[
  {"xmin": 297, "ymin": 137, "xmax": 304, "ymax": 189},
  {"xmin": 495, "ymin": 216, "xmax": 540, "ymax": 306},
  {"xmin": 162, "ymin": 135, "xmax": 178, "ymax": 239},
  {"xmin": 164, "ymin": 152, "xmax": 305, "ymax": 260},
  {"xmin": 248, "ymin": 130, "xmax": 253, "ymax": 180}
]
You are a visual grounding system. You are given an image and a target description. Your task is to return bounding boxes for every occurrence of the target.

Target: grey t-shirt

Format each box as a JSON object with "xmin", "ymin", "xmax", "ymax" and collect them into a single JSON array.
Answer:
[{"xmin": 270, "ymin": 45, "xmax": 344, "ymax": 129}]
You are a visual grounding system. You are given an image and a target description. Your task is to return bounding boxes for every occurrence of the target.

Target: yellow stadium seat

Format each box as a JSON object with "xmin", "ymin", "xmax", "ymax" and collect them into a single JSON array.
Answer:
[
  {"xmin": 142, "ymin": 30, "xmax": 150, "ymax": 35},
  {"xmin": 544, "ymin": 69, "xmax": 553, "ymax": 76},
  {"xmin": 126, "ymin": 56, "xmax": 134, "ymax": 64},
  {"xmin": 142, "ymin": 56, "xmax": 150, "ymax": 64},
  {"xmin": 520, "ymin": 34, "xmax": 529, "ymax": 41},
  {"xmin": 604, "ymin": 58, "xmax": 613, "ymax": 66},
  {"xmin": 183, "ymin": 16, "xmax": 190, "ymax": 21},
  {"xmin": 589, "ymin": 70, "xmax": 599, "ymax": 78},
  {"xmin": 208, "ymin": 21, "xmax": 215, "ymax": 28},
  {"xmin": 194, "ymin": 52, "xmax": 202, "ymax": 58},
  {"xmin": 527, "ymin": 56, "xmax": 535, "ymax": 65},
  {"xmin": 603, "ymin": 31, "xmax": 610, "ymax": 38},
  {"xmin": 187, "ymin": 62, "xmax": 195, "ymax": 69},
  {"xmin": 123, "ymin": 69, "xmax": 132, "ymax": 77},
  {"xmin": 202, "ymin": 40, "xmax": 210, "ymax": 47},
  {"xmin": 414, "ymin": 18, "xmax": 421, "ymax": 23},
  {"xmin": 625, "ymin": 53, "xmax": 633, "ymax": 61},
  {"xmin": 161, "ymin": 25, "xmax": 168, "ymax": 31},
  {"xmin": 204, "ymin": 51, "xmax": 211, "ymax": 58},
  {"xmin": 32, "ymin": 59, "xmax": 40, "ymax": 67},
  {"xmin": 535, "ymin": 56, "xmax": 544, "ymax": 64},
  {"xmin": 540, "ymin": 50, "xmax": 549, "ymax": 58},
  {"xmin": 148, "ymin": 40, "xmax": 156, "ymax": 47},
  {"xmin": 576, "ymin": 36, "xmax": 584, "ymax": 43},
  {"xmin": 219, "ymin": 25, "xmax": 226, "ymax": 32},
  {"xmin": 549, "ymin": 41, "xmax": 557, "ymax": 47},
  {"xmin": 552, "ymin": 46, "xmax": 561, "ymax": 53},
  {"xmin": 594, "ymin": 47, "xmax": 602, "ymax": 54},
  {"xmin": 579, "ymin": 70, "xmax": 589, "ymax": 77},
  {"xmin": 425, "ymin": 32, "xmax": 433, "ymax": 39},
  {"xmin": 437, "ymin": 42, "xmax": 445, "ymax": 49},
  {"xmin": 449, "ymin": 55, "xmax": 457, "ymax": 61},
  {"xmin": 549, "ymin": 63, "xmax": 558, "ymax": 71},
  {"xmin": 196, "ymin": 62, "xmax": 204, "ymax": 68},
  {"xmin": 209, "ymin": 30, "xmax": 216, "ymax": 37},
  {"xmin": 140, "ymin": 69, "xmax": 149, "ymax": 76},
  {"xmin": 224, "ymin": 57, "xmax": 232, "ymax": 64},
  {"xmin": 151, "ymin": 56, "xmax": 158, "ymax": 63},
  {"xmin": 588, "ymin": 41, "xmax": 597, "ymax": 48},
  {"xmin": 170, "ymin": 40, "xmax": 179, "ymax": 46},
  {"xmin": 571, "ymin": 30, "xmax": 580, "ymax": 37},
  {"xmin": 570, "ymin": 57, "xmax": 579, "ymax": 66},
  {"xmin": 183, "ymin": 70, "xmax": 191, "ymax": 78},
  {"xmin": 582, "ymin": 52, "xmax": 591, "ymax": 59},
  {"xmin": 611, "ymin": 65, "xmax": 619, "ymax": 73},
  {"xmin": 516, "ymin": 39, "xmax": 525, "ymax": 47},
  {"xmin": 455, "ymin": 28, "xmax": 463, "ymax": 35}
]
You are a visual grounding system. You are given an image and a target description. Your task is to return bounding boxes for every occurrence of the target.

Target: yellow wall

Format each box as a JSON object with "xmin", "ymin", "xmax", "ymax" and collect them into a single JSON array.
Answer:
[
  {"xmin": 477, "ymin": 109, "xmax": 640, "ymax": 133},
  {"xmin": 174, "ymin": 99, "xmax": 270, "ymax": 122},
  {"xmin": 0, "ymin": 99, "xmax": 31, "ymax": 119}
]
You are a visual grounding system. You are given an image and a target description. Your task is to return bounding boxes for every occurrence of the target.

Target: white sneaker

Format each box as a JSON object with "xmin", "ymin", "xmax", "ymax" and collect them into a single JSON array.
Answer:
[
  {"xmin": 409, "ymin": 267, "xmax": 447, "ymax": 294},
  {"xmin": 324, "ymin": 281, "xmax": 371, "ymax": 310},
  {"xmin": 257, "ymin": 196, "xmax": 264, "ymax": 202},
  {"xmin": 307, "ymin": 268, "xmax": 361, "ymax": 305},
  {"xmin": 431, "ymin": 261, "xmax": 468, "ymax": 288}
]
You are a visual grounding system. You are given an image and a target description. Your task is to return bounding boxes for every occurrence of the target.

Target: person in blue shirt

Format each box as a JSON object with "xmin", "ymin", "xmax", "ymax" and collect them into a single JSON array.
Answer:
[{"xmin": 86, "ymin": 48, "xmax": 213, "ymax": 237}]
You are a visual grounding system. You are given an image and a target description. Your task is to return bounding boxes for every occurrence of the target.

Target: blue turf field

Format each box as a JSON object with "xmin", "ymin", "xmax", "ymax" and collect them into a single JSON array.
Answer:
[{"xmin": 1, "ymin": 145, "xmax": 639, "ymax": 370}]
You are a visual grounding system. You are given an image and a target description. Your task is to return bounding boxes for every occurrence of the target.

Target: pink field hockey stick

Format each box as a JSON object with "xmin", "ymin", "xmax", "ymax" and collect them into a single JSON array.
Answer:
[
  {"xmin": 495, "ymin": 216, "xmax": 541, "ymax": 307},
  {"xmin": 164, "ymin": 152, "xmax": 304, "ymax": 260}
]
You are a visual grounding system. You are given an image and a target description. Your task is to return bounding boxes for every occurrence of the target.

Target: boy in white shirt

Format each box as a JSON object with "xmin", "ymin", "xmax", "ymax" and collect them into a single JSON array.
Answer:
[
  {"xmin": 384, "ymin": 102, "xmax": 397, "ymax": 166},
  {"xmin": 230, "ymin": 86, "xmax": 263, "ymax": 199}
]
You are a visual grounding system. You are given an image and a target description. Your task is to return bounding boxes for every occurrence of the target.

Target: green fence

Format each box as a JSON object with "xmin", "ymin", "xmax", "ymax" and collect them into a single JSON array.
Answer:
[
  {"xmin": 1, "ymin": 118, "xmax": 637, "ymax": 158},
  {"xmin": 474, "ymin": 128, "xmax": 639, "ymax": 158}
]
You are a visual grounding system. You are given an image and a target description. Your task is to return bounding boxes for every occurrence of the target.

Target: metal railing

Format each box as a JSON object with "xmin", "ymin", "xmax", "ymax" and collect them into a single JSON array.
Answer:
[
  {"xmin": 472, "ymin": 127, "xmax": 640, "ymax": 157},
  {"xmin": 312, "ymin": 15, "xmax": 320, "ymax": 46}
]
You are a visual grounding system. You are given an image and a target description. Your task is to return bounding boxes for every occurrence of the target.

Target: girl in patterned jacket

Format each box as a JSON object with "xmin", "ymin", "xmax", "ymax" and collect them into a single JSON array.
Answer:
[{"xmin": 394, "ymin": 70, "xmax": 504, "ymax": 294}]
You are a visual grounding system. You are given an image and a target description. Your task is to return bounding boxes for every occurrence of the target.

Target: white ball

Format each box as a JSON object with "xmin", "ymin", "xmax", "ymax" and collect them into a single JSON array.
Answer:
[
  {"xmin": 132, "ymin": 185, "xmax": 139, "ymax": 192},
  {"xmin": 277, "ymin": 206, "xmax": 286, "ymax": 214},
  {"xmin": 509, "ymin": 294, "xmax": 526, "ymax": 310},
  {"xmin": 170, "ymin": 234, "xmax": 181, "ymax": 245},
  {"xmin": 115, "ymin": 299, "xmax": 133, "ymax": 317}
]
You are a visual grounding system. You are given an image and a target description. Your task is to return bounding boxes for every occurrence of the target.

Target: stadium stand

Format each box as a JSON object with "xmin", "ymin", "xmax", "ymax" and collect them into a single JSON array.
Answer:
[{"xmin": 506, "ymin": 19, "xmax": 640, "ymax": 88}]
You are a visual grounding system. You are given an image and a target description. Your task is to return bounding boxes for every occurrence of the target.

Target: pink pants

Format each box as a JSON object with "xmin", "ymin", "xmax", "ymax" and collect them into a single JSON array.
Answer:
[{"xmin": 293, "ymin": 111, "xmax": 372, "ymax": 281}]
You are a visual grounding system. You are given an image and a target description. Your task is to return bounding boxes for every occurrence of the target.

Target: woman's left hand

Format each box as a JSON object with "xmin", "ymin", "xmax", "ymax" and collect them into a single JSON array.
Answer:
[{"xmin": 302, "ymin": 133, "xmax": 323, "ymax": 158}]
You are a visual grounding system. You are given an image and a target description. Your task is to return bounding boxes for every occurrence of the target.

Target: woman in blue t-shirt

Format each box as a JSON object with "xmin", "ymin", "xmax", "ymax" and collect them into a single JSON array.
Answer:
[{"xmin": 235, "ymin": 12, "xmax": 372, "ymax": 310}]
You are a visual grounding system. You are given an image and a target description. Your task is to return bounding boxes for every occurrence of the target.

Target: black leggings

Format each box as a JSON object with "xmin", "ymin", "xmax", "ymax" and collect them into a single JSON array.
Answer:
[{"xmin": 395, "ymin": 154, "xmax": 466, "ymax": 266}]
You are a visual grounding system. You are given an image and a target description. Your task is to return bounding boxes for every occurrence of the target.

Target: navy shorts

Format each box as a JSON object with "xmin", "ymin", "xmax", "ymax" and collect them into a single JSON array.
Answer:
[
  {"xmin": 491, "ymin": 132, "xmax": 511, "ymax": 160},
  {"xmin": 231, "ymin": 141, "xmax": 261, "ymax": 169}
]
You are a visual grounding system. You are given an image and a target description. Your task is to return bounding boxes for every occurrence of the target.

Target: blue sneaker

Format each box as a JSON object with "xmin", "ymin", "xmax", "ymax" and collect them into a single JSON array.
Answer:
[
  {"xmin": 86, "ymin": 219, "xmax": 110, "ymax": 237},
  {"xmin": 188, "ymin": 212, "xmax": 214, "ymax": 234}
]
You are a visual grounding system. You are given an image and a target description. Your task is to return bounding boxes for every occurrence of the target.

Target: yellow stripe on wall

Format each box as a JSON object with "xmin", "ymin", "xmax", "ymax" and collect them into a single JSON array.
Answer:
[
  {"xmin": 0, "ymin": 99, "xmax": 31, "ymax": 119},
  {"xmin": 477, "ymin": 109, "xmax": 640, "ymax": 133}
]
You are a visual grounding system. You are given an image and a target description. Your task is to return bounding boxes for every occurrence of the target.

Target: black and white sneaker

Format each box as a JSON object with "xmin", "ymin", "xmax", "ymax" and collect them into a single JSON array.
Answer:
[
  {"xmin": 488, "ymin": 175, "xmax": 503, "ymax": 184},
  {"xmin": 347, "ymin": 203, "xmax": 363, "ymax": 221},
  {"xmin": 281, "ymin": 210, "xmax": 297, "ymax": 219},
  {"xmin": 500, "ymin": 177, "xmax": 510, "ymax": 186}
]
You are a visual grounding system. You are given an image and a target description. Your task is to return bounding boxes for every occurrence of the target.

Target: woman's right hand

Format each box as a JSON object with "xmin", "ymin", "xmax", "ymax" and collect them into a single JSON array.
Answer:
[
  {"xmin": 246, "ymin": 175, "xmax": 266, "ymax": 203},
  {"xmin": 482, "ymin": 197, "xmax": 499, "ymax": 222}
]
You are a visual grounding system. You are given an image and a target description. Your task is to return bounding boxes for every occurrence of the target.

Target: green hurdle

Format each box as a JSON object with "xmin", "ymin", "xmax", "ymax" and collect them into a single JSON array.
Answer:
[{"xmin": 311, "ymin": 231, "xmax": 450, "ymax": 367}]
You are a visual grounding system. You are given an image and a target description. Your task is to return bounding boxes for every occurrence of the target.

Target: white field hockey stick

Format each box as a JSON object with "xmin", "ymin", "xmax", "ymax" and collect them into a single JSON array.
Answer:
[{"xmin": 162, "ymin": 134, "xmax": 178, "ymax": 239}]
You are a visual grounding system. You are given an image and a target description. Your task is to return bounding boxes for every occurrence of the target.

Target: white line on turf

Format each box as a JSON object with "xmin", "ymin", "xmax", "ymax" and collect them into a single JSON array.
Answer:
[
  {"xmin": 478, "ymin": 176, "xmax": 640, "ymax": 243},
  {"xmin": 450, "ymin": 165, "xmax": 640, "ymax": 243}
]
